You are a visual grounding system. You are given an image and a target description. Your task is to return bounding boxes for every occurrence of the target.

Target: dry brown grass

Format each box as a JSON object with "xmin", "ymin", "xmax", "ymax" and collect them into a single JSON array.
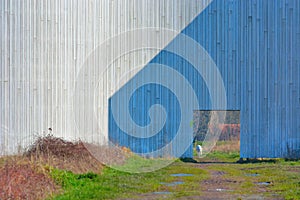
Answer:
[
  {"xmin": 0, "ymin": 156, "xmax": 59, "ymax": 200},
  {"xmin": 0, "ymin": 135, "xmax": 112, "ymax": 200},
  {"xmin": 24, "ymin": 135, "xmax": 104, "ymax": 174},
  {"xmin": 0, "ymin": 135, "xmax": 135, "ymax": 199},
  {"xmin": 212, "ymin": 140, "xmax": 240, "ymax": 153}
]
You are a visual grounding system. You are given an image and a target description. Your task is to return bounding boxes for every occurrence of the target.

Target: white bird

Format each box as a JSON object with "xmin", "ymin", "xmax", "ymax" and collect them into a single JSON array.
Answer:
[{"xmin": 196, "ymin": 144, "xmax": 202, "ymax": 157}]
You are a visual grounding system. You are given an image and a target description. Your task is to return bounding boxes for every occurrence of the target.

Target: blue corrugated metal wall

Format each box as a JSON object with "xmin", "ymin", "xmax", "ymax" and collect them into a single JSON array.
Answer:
[{"xmin": 109, "ymin": 0, "xmax": 300, "ymax": 158}]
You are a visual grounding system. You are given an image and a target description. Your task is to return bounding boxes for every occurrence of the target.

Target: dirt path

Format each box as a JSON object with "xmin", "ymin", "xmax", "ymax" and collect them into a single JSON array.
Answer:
[
  {"xmin": 122, "ymin": 162, "xmax": 285, "ymax": 200},
  {"xmin": 195, "ymin": 163, "xmax": 283, "ymax": 200}
]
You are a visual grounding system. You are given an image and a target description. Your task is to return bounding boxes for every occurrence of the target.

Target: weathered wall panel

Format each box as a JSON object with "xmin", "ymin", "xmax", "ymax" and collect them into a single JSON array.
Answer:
[
  {"xmin": 109, "ymin": 0, "xmax": 300, "ymax": 158},
  {"xmin": 0, "ymin": 0, "xmax": 210, "ymax": 155},
  {"xmin": 1, "ymin": 0, "xmax": 300, "ymax": 158}
]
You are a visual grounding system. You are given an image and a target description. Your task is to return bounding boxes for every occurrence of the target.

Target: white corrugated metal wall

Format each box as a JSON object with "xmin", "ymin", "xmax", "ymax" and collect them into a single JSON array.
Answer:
[{"xmin": 0, "ymin": 0, "xmax": 210, "ymax": 155}]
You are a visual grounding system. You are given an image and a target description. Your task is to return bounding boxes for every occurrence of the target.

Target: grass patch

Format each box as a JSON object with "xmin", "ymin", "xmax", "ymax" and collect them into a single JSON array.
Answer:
[
  {"xmin": 251, "ymin": 163, "xmax": 300, "ymax": 200},
  {"xmin": 193, "ymin": 140, "xmax": 240, "ymax": 162},
  {"xmin": 112, "ymin": 154, "xmax": 175, "ymax": 173},
  {"xmin": 205, "ymin": 151, "xmax": 240, "ymax": 162},
  {"xmin": 50, "ymin": 157, "xmax": 300, "ymax": 200},
  {"xmin": 48, "ymin": 140, "xmax": 299, "ymax": 200},
  {"xmin": 50, "ymin": 160, "xmax": 208, "ymax": 200},
  {"xmin": 204, "ymin": 160, "xmax": 300, "ymax": 199}
]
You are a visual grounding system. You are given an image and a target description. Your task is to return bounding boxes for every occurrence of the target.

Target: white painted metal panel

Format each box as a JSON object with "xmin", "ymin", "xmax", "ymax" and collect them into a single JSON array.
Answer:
[{"xmin": 0, "ymin": 0, "xmax": 211, "ymax": 155}]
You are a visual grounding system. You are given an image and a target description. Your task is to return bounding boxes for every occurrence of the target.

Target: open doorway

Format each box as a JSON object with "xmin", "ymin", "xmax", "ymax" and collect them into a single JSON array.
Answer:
[{"xmin": 193, "ymin": 110, "xmax": 240, "ymax": 154}]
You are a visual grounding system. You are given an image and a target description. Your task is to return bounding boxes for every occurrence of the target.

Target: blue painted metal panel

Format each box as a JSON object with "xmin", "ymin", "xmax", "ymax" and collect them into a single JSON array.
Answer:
[{"xmin": 109, "ymin": 0, "xmax": 300, "ymax": 158}]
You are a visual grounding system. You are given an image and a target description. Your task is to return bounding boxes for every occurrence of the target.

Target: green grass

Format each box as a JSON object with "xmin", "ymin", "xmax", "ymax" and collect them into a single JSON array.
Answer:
[
  {"xmin": 50, "ymin": 168, "xmax": 162, "ymax": 199},
  {"xmin": 111, "ymin": 154, "xmax": 175, "ymax": 173},
  {"xmin": 50, "ymin": 159, "xmax": 208, "ymax": 200},
  {"xmin": 48, "ymin": 150, "xmax": 300, "ymax": 200},
  {"xmin": 204, "ymin": 151, "xmax": 240, "ymax": 162},
  {"xmin": 201, "ymin": 152, "xmax": 300, "ymax": 199},
  {"xmin": 254, "ymin": 163, "xmax": 300, "ymax": 200}
]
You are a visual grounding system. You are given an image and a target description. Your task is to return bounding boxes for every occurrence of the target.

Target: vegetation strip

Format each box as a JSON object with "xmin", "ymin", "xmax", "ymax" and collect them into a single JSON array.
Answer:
[{"xmin": 0, "ymin": 140, "xmax": 299, "ymax": 199}]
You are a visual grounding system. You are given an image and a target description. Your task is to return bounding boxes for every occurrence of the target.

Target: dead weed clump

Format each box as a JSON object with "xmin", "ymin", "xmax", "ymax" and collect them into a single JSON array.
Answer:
[
  {"xmin": 0, "ymin": 157, "xmax": 59, "ymax": 200},
  {"xmin": 0, "ymin": 135, "xmax": 130, "ymax": 200},
  {"xmin": 24, "ymin": 135, "xmax": 104, "ymax": 174}
]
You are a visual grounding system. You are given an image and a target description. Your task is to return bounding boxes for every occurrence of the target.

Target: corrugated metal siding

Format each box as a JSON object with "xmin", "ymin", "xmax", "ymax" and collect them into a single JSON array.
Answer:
[
  {"xmin": 196, "ymin": 0, "xmax": 300, "ymax": 158},
  {"xmin": 0, "ymin": 0, "xmax": 211, "ymax": 155},
  {"xmin": 109, "ymin": 0, "xmax": 300, "ymax": 158},
  {"xmin": 1, "ymin": 0, "xmax": 300, "ymax": 158}
]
